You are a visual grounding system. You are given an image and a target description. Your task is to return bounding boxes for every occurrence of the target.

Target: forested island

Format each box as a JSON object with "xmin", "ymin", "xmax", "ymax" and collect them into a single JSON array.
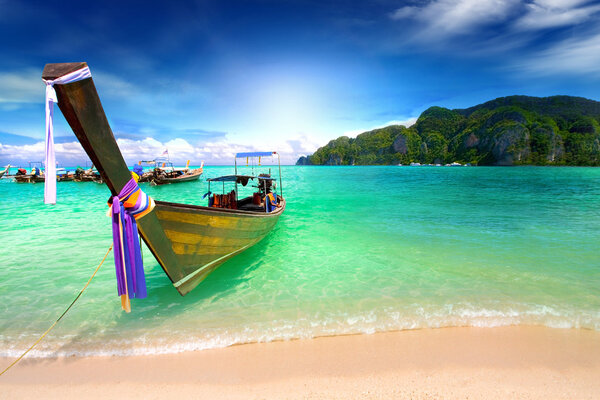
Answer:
[{"xmin": 297, "ymin": 95, "xmax": 600, "ymax": 166}]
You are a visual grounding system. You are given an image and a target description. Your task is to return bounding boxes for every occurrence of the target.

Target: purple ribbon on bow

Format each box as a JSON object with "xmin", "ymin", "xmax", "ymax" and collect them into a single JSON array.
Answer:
[{"xmin": 110, "ymin": 181, "xmax": 148, "ymax": 300}]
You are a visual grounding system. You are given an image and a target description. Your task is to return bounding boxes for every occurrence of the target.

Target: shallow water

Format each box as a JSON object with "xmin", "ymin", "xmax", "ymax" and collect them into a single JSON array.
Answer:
[{"xmin": 1, "ymin": 166, "xmax": 599, "ymax": 357}]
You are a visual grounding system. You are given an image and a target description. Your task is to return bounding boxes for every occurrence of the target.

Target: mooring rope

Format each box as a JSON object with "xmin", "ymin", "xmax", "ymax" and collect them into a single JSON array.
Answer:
[{"xmin": 0, "ymin": 245, "xmax": 113, "ymax": 377}]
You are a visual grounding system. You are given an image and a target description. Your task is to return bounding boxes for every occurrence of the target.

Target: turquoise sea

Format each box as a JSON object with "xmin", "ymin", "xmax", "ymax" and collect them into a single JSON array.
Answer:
[{"xmin": 1, "ymin": 166, "xmax": 600, "ymax": 358}]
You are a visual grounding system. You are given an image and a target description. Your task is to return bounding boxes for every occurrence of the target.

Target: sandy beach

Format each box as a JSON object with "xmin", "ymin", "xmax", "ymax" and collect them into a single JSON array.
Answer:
[{"xmin": 2, "ymin": 325, "xmax": 600, "ymax": 399}]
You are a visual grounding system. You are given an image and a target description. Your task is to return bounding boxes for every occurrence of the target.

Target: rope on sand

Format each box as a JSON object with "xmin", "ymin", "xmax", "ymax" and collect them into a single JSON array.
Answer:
[{"xmin": 0, "ymin": 245, "xmax": 113, "ymax": 377}]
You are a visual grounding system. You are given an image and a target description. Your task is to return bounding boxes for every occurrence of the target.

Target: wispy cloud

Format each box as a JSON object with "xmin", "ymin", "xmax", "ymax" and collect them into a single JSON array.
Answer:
[
  {"xmin": 0, "ymin": 68, "xmax": 43, "ymax": 104},
  {"xmin": 510, "ymin": 27, "xmax": 600, "ymax": 76},
  {"xmin": 515, "ymin": 0, "xmax": 600, "ymax": 30},
  {"xmin": 390, "ymin": 0, "xmax": 520, "ymax": 41},
  {"xmin": 285, "ymin": 134, "xmax": 323, "ymax": 158},
  {"xmin": 386, "ymin": 0, "xmax": 600, "ymax": 77},
  {"xmin": 387, "ymin": 0, "xmax": 600, "ymax": 46},
  {"xmin": 93, "ymin": 71, "xmax": 139, "ymax": 99}
]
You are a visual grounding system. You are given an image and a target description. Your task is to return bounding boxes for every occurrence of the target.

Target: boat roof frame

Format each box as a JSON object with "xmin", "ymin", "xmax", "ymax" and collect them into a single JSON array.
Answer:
[
  {"xmin": 234, "ymin": 152, "xmax": 283, "ymax": 198},
  {"xmin": 207, "ymin": 174, "xmax": 258, "ymax": 183}
]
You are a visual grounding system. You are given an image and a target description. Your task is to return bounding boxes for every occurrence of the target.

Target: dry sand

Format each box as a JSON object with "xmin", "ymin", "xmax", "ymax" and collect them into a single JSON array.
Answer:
[{"xmin": 2, "ymin": 326, "xmax": 600, "ymax": 399}]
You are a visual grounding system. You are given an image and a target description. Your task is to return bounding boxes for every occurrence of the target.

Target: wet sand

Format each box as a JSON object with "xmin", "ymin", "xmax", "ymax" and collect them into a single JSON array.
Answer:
[{"xmin": 2, "ymin": 326, "xmax": 600, "ymax": 399}]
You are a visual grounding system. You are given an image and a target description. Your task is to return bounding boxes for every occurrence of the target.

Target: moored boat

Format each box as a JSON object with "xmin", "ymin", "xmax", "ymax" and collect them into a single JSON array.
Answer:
[
  {"xmin": 14, "ymin": 162, "xmax": 45, "ymax": 183},
  {"xmin": 150, "ymin": 161, "xmax": 204, "ymax": 185},
  {"xmin": 73, "ymin": 165, "xmax": 103, "ymax": 183},
  {"xmin": 57, "ymin": 168, "xmax": 75, "ymax": 181},
  {"xmin": 42, "ymin": 62, "xmax": 286, "ymax": 296},
  {"xmin": 13, "ymin": 165, "xmax": 75, "ymax": 183},
  {"xmin": 132, "ymin": 162, "xmax": 154, "ymax": 183}
]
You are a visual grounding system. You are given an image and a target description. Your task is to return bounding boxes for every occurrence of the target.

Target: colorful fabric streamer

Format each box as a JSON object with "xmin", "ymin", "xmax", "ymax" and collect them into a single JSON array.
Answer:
[
  {"xmin": 266, "ymin": 192, "xmax": 278, "ymax": 212},
  {"xmin": 43, "ymin": 66, "xmax": 92, "ymax": 205},
  {"xmin": 109, "ymin": 178, "xmax": 155, "ymax": 312}
]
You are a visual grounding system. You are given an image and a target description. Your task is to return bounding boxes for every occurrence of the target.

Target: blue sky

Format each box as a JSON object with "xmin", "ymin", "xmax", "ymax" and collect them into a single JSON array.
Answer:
[{"xmin": 1, "ymin": 0, "xmax": 600, "ymax": 165}]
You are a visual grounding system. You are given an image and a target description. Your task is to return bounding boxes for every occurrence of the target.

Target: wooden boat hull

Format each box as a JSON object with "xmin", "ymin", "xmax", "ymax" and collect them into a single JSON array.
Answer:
[
  {"xmin": 137, "ymin": 172, "xmax": 153, "ymax": 183},
  {"xmin": 152, "ymin": 170, "xmax": 202, "ymax": 185},
  {"xmin": 42, "ymin": 62, "xmax": 285, "ymax": 296},
  {"xmin": 14, "ymin": 175, "xmax": 45, "ymax": 183},
  {"xmin": 145, "ymin": 199, "xmax": 284, "ymax": 294},
  {"xmin": 74, "ymin": 174, "xmax": 102, "ymax": 182}
]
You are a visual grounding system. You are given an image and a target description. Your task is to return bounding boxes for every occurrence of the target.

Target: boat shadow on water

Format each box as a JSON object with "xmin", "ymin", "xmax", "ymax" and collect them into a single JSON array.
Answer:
[{"xmin": 147, "ymin": 232, "xmax": 278, "ymax": 306}]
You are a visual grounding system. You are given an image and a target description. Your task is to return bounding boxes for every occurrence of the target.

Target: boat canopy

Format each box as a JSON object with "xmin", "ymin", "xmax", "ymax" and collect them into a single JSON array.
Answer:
[
  {"xmin": 208, "ymin": 174, "xmax": 276, "ymax": 186},
  {"xmin": 235, "ymin": 151, "xmax": 276, "ymax": 158},
  {"xmin": 208, "ymin": 174, "xmax": 255, "ymax": 183}
]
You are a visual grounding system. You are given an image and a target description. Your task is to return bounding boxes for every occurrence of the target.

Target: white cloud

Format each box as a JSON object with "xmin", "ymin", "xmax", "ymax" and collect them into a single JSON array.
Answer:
[
  {"xmin": 1, "ymin": 134, "xmax": 320, "ymax": 166},
  {"xmin": 0, "ymin": 68, "xmax": 43, "ymax": 104},
  {"xmin": 390, "ymin": 0, "xmax": 520, "ymax": 39},
  {"xmin": 511, "ymin": 28, "xmax": 600, "ymax": 76},
  {"xmin": 284, "ymin": 134, "xmax": 323, "ymax": 157},
  {"xmin": 388, "ymin": 0, "xmax": 600, "ymax": 58},
  {"xmin": 116, "ymin": 137, "xmax": 164, "ymax": 161},
  {"xmin": 0, "ymin": 141, "xmax": 86, "ymax": 164},
  {"xmin": 93, "ymin": 71, "xmax": 139, "ymax": 98},
  {"xmin": 389, "ymin": 6, "xmax": 419, "ymax": 20},
  {"xmin": 0, "ymin": 67, "xmax": 140, "ymax": 108},
  {"xmin": 191, "ymin": 134, "xmax": 324, "ymax": 165},
  {"xmin": 515, "ymin": 0, "xmax": 600, "ymax": 30}
]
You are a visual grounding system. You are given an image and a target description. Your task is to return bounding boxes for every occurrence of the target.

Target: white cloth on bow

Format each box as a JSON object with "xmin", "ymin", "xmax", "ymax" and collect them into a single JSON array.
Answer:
[{"xmin": 42, "ymin": 66, "xmax": 92, "ymax": 204}]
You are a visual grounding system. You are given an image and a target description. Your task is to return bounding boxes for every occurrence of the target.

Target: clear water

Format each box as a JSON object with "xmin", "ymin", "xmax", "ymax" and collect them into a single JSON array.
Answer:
[{"xmin": 1, "ymin": 166, "xmax": 599, "ymax": 357}]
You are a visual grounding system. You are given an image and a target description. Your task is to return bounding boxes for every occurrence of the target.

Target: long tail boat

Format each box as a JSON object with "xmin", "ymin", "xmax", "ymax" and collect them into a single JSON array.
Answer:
[
  {"xmin": 42, "ymin": 62, "xmax": 286, "ymax": 296},
  {"xmin": 14, "ymin": 163, "xmax": 45, "ymax": 183},
  {"xmin": 74, "ymin": 165, "xmax": 103, "ymax": 183},
  {"xmin": 150, "ymin": 161, "xmax": 204, "ymax": 185}
]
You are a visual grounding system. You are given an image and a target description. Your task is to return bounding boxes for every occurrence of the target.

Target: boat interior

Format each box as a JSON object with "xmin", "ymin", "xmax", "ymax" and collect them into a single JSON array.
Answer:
[{"xmin": 207, "ymin": 174, "xmax": 281, "ymax": 213}]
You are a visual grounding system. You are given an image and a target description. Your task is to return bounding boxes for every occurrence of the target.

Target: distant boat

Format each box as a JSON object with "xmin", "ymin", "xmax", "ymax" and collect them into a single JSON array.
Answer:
[
  {"xmin": 133, "ymin": 161, "xmax": 155, "ymax": 183},
  {"xmin": 57, "ymin": 168, "xmax": 75, "ymax": 181},
  {"xmin": 74, "ymin": 165, "xmax": 103, "ymax": 183},
  {"xmin": 42, "ymin": 62, "xmax": 286, "ymax": 296},
  {"xmin": 150, "ymin": 161, "xmax": 204, "ymax": 185},
  {"xmin": 14, "ymin": 162, "xmax": 45, "ymax": 183},
  {"xmin": 410, "ymin": 162, "xmax": 421, "ymax": 166}
]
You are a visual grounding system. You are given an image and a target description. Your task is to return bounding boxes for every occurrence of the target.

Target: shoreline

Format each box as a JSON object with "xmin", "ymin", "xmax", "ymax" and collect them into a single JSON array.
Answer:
[{"xmin": 2, "ymin": 325, "xmax": 600, "ymax": 399}]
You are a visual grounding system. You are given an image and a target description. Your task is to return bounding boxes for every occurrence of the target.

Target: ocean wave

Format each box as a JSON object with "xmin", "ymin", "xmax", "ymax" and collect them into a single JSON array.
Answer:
[{"xmin": 2, "ymin": 304, "xmax": 599, "ymax": 358}]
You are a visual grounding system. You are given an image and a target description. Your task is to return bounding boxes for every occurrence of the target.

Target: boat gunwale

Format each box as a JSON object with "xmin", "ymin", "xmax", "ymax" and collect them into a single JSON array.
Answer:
[{"xmin": 156, "ymin": 196, "xmax": 286, "ymax": 217}]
